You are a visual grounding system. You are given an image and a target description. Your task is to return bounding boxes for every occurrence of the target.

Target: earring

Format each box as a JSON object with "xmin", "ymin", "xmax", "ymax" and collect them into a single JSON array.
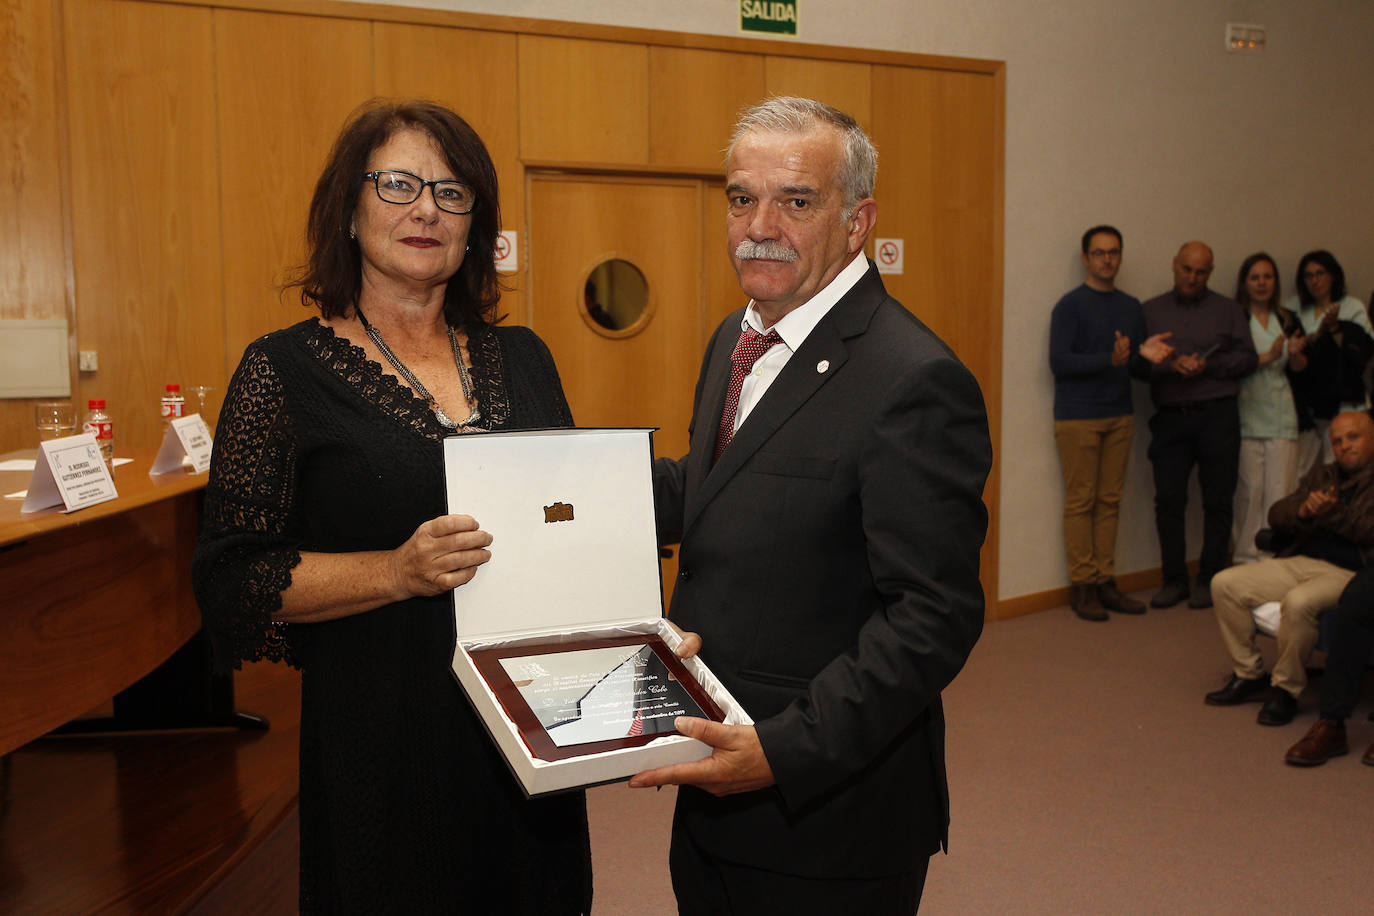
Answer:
[{"xmin": 348, "ymin": 225, "xmax": 357, "ymax": 240}]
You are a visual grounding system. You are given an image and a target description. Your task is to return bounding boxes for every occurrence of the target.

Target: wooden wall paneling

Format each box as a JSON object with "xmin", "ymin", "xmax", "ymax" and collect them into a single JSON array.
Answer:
[
  {"xmin": 648, "ymin": 47, "xmax": 764, "ymax": 172},
  {"xmin": 0, "ymin": 0, "xmax": 65, "ymax": 324},
  {"xmin": 763, "ymin": 57, "xmax": 872, "ymax": 131},
  {"xmin": 871, "ymin": 64, "xmax": 1002, "ymax": 610},
  {"xmin": 700, "ymin": 178, "xmax": 740, "ymax": 338},
  {"xmin": 518, "ymin": 35, "xmax": 649, "ymax": 165},
  {"xmin": 870, "ymin": 67, "xmax": 998, "ymax": 380},
  {"xmin": 0, "ymin": 0, "xmax": 70, "ymax": 448},
  {"xmin": 63, "ymin": 0, "xmax": 221, "ymax": 449},
  {"xmin": 373, "ymin": 24, "xmax": 528, "ymax": 323},
  {"xmin": 214, "ymin": 8, "xmax": 373, "ymax": 368}
]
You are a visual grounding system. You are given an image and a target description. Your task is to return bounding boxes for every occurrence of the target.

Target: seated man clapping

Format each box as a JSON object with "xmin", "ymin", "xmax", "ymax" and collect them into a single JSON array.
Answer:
[{"xmin": 1205, "ymin": 410, "xmax": 1374, "ymax": 725}]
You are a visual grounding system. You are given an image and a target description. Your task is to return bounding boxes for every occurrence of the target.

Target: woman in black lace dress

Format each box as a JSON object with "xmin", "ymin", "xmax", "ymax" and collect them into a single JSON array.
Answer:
[{"xmin": 192, "ymin": 100, "xmax": 592, "ymax": 914}]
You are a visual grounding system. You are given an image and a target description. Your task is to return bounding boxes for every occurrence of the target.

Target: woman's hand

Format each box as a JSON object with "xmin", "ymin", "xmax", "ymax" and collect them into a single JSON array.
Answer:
[
  {"xmin": 389, "ymin": 514, "xmax": 493, "ymax": 598},
  {"xmin": 1320, "ymin": 305, "xmax": 1340, "ymax": 332},
  {"xmin": 1258, "ymin": 333, "xmax": 1285, "ymax": 367}
]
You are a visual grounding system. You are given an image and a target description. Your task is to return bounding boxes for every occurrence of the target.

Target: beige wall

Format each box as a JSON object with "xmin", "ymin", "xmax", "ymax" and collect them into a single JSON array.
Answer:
[{"xmin": 393, "ymin": 0, "xmax": 1374, "ymax": 601}]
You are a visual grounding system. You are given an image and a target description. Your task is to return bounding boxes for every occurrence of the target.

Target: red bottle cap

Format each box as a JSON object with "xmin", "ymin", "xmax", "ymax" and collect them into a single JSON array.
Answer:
[
  {"xmin": 88, "ymin": 399, "xmax": 106, "ymax": 409},
  {"xmin": 165, "ymin": 384, "xmax": 181, "ymax": 392}
]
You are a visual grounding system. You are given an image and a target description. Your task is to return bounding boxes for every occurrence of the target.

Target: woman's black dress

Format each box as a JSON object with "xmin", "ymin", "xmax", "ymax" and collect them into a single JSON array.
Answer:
[{"xmin": 192, "ymin": 318, "xmax": 592, "ymax": 914}]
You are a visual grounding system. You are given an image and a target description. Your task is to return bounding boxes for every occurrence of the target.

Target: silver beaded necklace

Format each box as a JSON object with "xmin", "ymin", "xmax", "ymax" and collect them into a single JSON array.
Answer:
[{"xmin": 356, "ymin": 307, "xmax": 482, "ymax": 430}]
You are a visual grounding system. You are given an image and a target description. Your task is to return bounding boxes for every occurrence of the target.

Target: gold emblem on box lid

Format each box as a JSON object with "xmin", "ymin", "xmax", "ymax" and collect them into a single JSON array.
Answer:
[{"xmin": 543, "ymin": 502, "xmax": 574, "ymax": 523}]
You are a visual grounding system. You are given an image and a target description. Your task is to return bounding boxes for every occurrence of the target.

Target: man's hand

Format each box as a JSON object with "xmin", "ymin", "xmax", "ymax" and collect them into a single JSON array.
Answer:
[
  {"xmin": 1171, "ymin": 353, "xmax": 1205, "ymax": 377},
  {"xmin": 1111, "ymin": 330, "xmax": 1132, "ymax": 367},
  {"xmin": 628, "ymin": 719, "xmax": 775, "ymax": 796},
  {"xmin": 1299, "ymin": 486, "xmax": 1339, "ymax": 519},
  {"xmin": 663, "ymin": 620, "xmax": 702, "ymax": 660},
  {"xmin": 1139, "ymin": 331, "xmax": 1174, "ymax": 365}
]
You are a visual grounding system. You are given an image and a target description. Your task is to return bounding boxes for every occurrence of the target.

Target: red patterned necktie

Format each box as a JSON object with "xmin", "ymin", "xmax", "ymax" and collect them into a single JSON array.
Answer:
[{"xmin": 714, "ymin": 327, "xmax": 782, "ymax": 463}]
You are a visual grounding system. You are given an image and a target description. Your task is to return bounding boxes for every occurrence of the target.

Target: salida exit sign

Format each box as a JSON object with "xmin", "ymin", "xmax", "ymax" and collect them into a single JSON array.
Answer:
[{"xmin": 740, "ymin": 0, "xmax": 797, "ymax": 36}]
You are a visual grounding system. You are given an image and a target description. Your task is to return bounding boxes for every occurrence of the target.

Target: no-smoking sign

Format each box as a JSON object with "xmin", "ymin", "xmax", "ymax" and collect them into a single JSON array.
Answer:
[
  {"xmin": 874, "ymin": 238, "xmax": 903, "ymax": 275},
  {"xmin": 495, "ymin": 230, "xmax": 518, "ymax": 272}
]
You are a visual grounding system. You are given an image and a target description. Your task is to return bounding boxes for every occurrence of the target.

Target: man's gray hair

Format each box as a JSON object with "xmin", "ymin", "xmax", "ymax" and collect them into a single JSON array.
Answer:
[{"xmin": 728, "ymin": 96, "xmax": 878, "ymax": 211}]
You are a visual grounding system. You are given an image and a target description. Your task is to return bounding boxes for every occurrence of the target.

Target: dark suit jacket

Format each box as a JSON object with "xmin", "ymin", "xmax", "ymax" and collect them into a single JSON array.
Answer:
[{"xmin": 654, "ymin": 262, "xmax": 992, "ymax": 879}]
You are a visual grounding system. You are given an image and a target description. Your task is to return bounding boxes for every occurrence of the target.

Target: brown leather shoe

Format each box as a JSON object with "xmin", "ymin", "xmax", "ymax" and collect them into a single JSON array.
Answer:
[
  {"xmin": 1098, "ymin": 580, "xmax": 1145, "ymax": 615},
  {"xmin": 1070, "ymin": 584, "xmax": 1108, "ymax": 621},
  {"xmin": 1284, "ymin": 719, "xmax": 1348, "ymax": 767}
]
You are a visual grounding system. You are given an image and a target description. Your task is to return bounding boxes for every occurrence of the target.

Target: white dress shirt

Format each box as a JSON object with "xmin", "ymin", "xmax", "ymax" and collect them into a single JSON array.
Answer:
[{"xmin": 731, "ymin": 254, "xmax": 869, "ymax": 433}]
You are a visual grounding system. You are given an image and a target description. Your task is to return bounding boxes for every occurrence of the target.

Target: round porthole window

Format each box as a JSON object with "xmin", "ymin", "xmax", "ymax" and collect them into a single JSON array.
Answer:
[{"xmin": 583, "ymin": 258, "xmax": 649, "ymax": 333}]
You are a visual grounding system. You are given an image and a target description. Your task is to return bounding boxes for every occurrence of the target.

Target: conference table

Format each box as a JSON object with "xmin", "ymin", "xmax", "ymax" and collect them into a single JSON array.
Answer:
[{"xmin": 0, "ymin": 448, "xmax": 255, "ymax": 757}]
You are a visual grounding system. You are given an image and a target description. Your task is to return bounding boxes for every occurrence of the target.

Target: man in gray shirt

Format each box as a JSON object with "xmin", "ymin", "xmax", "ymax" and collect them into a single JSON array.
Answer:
[{"xmin": 1131, "ymin": 242, "xmax": 1258, "ymax": 608}]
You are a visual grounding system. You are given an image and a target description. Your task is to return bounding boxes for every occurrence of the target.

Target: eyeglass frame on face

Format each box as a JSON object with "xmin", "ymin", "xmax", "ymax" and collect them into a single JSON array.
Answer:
[
  {"xmin": 362, "ymin": 169, "xmax": 477, "ymax": 215},
  {"xmin": 1302, "ymin": 267, "xmax": 1329, "ymax": 281},
  {"xmin": 1088, "ymin": 248, "xmax": 1122, "ymax": 259}
]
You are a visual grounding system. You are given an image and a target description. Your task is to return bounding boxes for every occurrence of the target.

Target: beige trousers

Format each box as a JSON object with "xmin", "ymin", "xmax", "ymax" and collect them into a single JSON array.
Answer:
[
  {"xmin": 1054, "ymin": 415, "xmax": 1134, "ymax": 585},
  {"xmin": 1210, "ymin": 555, "xmax": 1353, "ymax": 696}
]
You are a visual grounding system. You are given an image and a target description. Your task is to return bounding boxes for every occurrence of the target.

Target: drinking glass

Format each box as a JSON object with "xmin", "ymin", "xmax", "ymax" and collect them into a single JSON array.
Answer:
[
  {"xmin": 35, "ymin": 401, "xmax": 77, "ymax": 442},
  {"xmin": 187, "ymin": 385, "xmax": 216, "ymax": 431}
]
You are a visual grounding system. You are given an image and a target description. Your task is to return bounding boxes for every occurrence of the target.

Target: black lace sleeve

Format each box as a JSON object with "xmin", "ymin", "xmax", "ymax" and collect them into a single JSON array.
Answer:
[{"xmin": 192, "ymin": 339, "xmax": 305, "ymax": 671}]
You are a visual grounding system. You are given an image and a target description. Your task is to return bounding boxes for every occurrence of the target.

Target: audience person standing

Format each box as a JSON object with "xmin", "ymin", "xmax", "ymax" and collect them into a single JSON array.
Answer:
[
  {"xmin": 1205, "ymin": 410, "xmax": 1374, "ymax": 727},
  {"xmin": 1049, "ymin": 225, "xmax": 1171, "ymax": 620},
  {"xmin": 1131, "ymin": 242, "xmax": 1258, "ymax": 609},
  {"xmin": 1283, "ymin": 563, "xmax": 1374, "ymax": 767},
  {"xmin": 1287, "ymin": 249, "xmax": 1373, "ymax": 474},
  {"xmin": 1232, "ymin": 253, "xmax": 1304, "ymax": 564}
]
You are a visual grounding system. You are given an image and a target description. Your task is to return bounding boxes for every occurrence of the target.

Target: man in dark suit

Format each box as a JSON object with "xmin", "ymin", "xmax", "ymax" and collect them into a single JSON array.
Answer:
[{"xmin": 629, "ymin": 97, "xmax": 992, "ymax": 913}]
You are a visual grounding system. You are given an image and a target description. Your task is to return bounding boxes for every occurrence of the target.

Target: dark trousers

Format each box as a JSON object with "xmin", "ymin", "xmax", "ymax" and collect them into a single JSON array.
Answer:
[
  {"xmin": 1147, "ymin": 397, "xmax": 1241, "ymax": 584},
  {"xmin": 669, "ymin": 817, "xmax": 929, "ymax": 915},
  {"xmin": 1320, "ymin": 566, "xmax": 1374, "ymax": 720}
]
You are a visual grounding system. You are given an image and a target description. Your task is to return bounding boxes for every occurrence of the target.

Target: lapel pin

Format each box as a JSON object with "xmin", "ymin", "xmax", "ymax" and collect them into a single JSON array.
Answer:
[{"xmin": 816, "ymin": 359, "xmax": 830, "ymax": 374}]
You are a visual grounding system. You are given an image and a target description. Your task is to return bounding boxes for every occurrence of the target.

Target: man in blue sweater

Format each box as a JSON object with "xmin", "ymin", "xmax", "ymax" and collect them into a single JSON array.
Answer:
[{"xmin": 1050, "ymin": 226, "xmax": 1173, "ymax": 620}]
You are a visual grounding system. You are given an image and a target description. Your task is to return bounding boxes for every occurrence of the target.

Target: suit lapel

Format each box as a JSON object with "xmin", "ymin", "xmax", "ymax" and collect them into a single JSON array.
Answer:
[
  {"xmin": 683, "ymin": 264, "xmax": 886, "ymax": 534},
  {"xmin": 685, "ymin": 320, "xmax": 742, "ymax": 499}
]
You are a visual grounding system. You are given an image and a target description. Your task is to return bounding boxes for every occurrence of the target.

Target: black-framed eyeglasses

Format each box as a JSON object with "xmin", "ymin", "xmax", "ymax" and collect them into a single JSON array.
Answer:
[
  {"xmin": 1302, "ymin": 268, "xmax": 1329, "ymax": 281},
  {"xmin": 363, "ymin": 170, "xmax": 476, "ymax": 214},
  {"xmin": 1088, "ymin": 248, "xmax": 1122, "ymax": 259}
]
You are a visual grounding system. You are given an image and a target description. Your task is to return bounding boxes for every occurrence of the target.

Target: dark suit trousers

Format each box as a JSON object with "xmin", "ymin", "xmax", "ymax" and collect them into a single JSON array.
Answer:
[
  {"xmin": 1147, "ymin": 396, "xmax": 1241, "ymax": 584},
  {"xmin": 669, "ymin": 813, "xmax": 929, "ymax": 915},
  {"xmin": 1321, "ymin": 566, "xmax": 1374, "ymax": 721}
]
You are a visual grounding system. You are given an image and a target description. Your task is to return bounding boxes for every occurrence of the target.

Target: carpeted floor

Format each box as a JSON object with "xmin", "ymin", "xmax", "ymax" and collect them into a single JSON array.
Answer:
[{"xmin": 588, "ymin": 592, "xmax": 1373, "ymax": 914}]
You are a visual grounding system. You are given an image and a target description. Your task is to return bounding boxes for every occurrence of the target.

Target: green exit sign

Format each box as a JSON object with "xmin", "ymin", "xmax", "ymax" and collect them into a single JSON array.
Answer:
[{"xmin": 740, "ymin": 0, "xmax": 798, "ymax": 36}]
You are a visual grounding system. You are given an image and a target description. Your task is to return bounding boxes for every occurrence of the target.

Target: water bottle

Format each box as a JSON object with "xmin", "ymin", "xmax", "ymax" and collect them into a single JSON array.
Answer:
[
  {"xmin": 83, "ymin": 398, "xmax": 114, "ymax": 468},
  {"xmin": 160, "ymin": 383, "xmax": 186, "ymax": 429}
]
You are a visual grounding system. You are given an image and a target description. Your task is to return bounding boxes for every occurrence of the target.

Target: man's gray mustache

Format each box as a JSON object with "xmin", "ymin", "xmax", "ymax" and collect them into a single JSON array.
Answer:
[{"xmin": 735, "ymin": 240, "xmax": 800, "ymax": 262}]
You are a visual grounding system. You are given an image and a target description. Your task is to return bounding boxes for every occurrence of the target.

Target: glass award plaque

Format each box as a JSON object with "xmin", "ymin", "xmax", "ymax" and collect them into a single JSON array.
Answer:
[{"xmin": 469, "ymin": 634, "xmax": 726, "ymax": 762}]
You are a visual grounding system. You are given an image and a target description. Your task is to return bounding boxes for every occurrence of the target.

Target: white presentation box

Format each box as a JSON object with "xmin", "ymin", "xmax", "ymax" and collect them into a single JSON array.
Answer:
[{"xmin": 445, "ymin": 428, "xmax": 752, "ymax": 797}]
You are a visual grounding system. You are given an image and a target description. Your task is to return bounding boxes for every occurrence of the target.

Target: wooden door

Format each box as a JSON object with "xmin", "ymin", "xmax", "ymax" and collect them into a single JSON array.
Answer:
[
  {"xmin": 527, "ymin": 174, "xmax": 720, "ymax": 607},
  {"xmin": 527, "ymin": 175, "xmax": 710, "ymax": 458}
]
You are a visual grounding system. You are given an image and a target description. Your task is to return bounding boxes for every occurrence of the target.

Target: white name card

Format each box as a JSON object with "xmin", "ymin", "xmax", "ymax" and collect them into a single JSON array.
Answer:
[
  {"xmin": 150, "ymin": 414, "xmax": 214, "ymax": 475},
  {"xmin": 22, "ymin": 433, "xmax": 119, "ymax": 513}
]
